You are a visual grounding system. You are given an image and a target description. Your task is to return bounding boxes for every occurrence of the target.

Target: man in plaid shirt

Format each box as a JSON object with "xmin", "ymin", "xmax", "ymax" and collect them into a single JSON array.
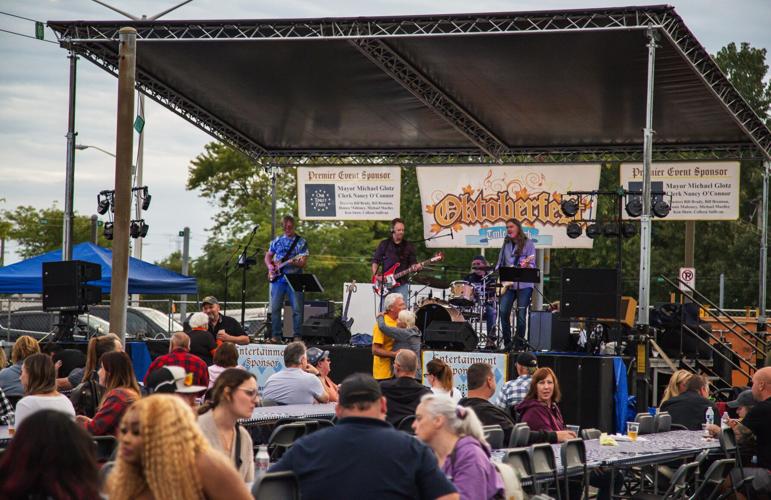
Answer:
[
  {"xmin": 144, "ymin": 332, "xmax": 209, "ymax": 388},
  {"xmin": 493, "ymin": 352, "xmax": 538, "ymax": 411}
]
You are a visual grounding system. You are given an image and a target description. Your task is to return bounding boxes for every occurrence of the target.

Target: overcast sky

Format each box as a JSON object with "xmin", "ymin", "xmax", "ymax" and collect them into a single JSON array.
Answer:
[{"xmin": 0, "ymin": 0, "xmax": 769, "ymax": 266}]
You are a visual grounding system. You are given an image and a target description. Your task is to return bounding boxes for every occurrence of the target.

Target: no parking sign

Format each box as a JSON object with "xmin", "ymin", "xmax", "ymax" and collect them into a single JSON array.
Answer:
[{"xmin": 679, "ymin": 267, "xmax": 696, "ymax": 292}]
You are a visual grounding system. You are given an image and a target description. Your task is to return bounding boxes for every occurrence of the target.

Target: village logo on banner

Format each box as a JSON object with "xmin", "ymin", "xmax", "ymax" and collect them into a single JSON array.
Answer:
[
  {"xmin": 238, "ymin": 344, "xmax": 287, "ymax": 392},
  {"xmin": 297, "ymin": 166, "xmax": 401, "ymax": 221},
  {"xmin": 417, "ymin": 165, "xmax": 601, "ymax": 248}
]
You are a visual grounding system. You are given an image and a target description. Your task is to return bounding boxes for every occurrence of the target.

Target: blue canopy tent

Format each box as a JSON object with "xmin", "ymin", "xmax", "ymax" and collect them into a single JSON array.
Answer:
[{"xmin": 0, "ymin": 242, "xmax": 197, "ymax": 295}]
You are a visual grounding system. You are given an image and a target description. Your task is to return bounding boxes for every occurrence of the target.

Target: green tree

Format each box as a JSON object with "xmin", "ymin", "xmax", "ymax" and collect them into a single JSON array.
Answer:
[{"xmin": 2, "ymin": 204, "xmax": 111, "ymax": 258}]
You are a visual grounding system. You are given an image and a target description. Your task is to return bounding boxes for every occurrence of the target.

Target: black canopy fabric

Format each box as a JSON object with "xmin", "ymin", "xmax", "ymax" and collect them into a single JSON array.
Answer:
[{"xmin": 48, "ymin": 5, "xmax": 771, "ymax": 163}]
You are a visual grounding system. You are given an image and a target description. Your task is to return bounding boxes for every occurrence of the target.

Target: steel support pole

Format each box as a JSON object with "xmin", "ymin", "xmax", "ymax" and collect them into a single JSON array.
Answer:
[
  {"xmin": 133, "ymin": 94, "xmax": 145, "ymax": 260},
  {"xmin": 109, "ymin": 27, "xmax": 137, "ymax": 343},
  {"xmin": 90, "ymin": 214, "xmax": 98, "ymax": 244},
  {"xmin": 179, "ymin": 226, "xmax": 190, "ymax": 323},
  {"xmin": 534, "ymin": 249, "xmax": 544, "ymax": 310},
  {"xmin": 62, "ymin": 48, "xmax": 78, "ymax": 261},
  {"xmin": 270, "ymin": 167, "xmax": 277, "ymax": 240},
  {"xmin": 637, "ymin": 28, "xmax": 658, "ymax": 326},
  {"xmin": 759, "ymin": 161, "xmax": 769, "ymax": 335}
]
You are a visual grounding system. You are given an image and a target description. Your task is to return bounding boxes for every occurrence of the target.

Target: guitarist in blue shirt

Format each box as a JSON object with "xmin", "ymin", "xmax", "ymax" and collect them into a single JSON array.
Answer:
[{"xmin": 264, "ymin": 215, "xmax": 309, "ymax": 344}]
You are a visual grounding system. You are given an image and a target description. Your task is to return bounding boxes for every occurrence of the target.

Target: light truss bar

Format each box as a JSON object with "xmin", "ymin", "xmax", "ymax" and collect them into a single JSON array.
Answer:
[
  {"xmin": 49, "ymin": 7, "xmax": 670, "ymax": 42},
  {"xmin": 350, "ymin": 38, "xmax": 507, "ymax": 160}
]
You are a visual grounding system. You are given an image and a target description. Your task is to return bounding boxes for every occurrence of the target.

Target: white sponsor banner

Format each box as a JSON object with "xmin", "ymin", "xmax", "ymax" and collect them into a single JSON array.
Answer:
[
  {"xmin": 620, "ymin": 162, "xmax": 740, "ymax": 220},
  {"xmin": 297, "ymin": 166, "xmax": 401, "ymax": 220},
  {"xmin": 421, "ymin": 350, "xmax": 509, "ymax": 400},
  {"xmin": 238, "ymin": 344, "xmax": 287, "ymax": 392},
  {"xmin": 416, "ymin": 165, "xmax": 601, "ymax": 249}
]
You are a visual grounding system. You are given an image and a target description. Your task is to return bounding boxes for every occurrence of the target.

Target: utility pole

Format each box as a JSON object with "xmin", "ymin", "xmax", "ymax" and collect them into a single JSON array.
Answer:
[
  {"xmin": 62, "ymin": 47, "xmax": 78, "ymax": 261},
  {"xmin": 90, "ymin": 214, "xmax": 98, "ymax": 244},
  {"xmin": 179, "ymin": 227, "xmax": 190, "ymax": 323},
  {"xmin": 759, "ymin": 160, "xmax": 769, "ymax": 337},
  {"xmin": 109, "ymin": 27, "xmax": 137, "ymax": 343}
]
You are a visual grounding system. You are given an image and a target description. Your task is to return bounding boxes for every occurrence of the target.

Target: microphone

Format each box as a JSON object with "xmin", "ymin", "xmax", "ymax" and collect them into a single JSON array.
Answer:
[
  {"xmin": 449, "ymin": 229, "xmax": 454, "ymax": 240},
  {"xmin": 251, "ymin": 224, "xmax": 260, "ymax": 232}
]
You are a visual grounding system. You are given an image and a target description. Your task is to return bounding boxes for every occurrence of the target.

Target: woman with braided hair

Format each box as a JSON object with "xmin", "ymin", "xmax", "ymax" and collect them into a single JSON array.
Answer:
[
  {"xmin": 107, "ymin": 394, "xmax": 251, "ymax": 500},
  {"xmin": 413, "ymin": 394, "xmax": 506, "ymax": 499}
]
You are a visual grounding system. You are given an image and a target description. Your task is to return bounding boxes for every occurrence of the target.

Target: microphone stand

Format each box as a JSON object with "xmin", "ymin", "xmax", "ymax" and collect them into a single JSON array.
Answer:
[
  {"xmin": 238, "ymin": 225, "xmax": 260, "ymax": 326},
  {"xmin": 220, "ymin": 242, "xmax": 247, "ymax": 315}
]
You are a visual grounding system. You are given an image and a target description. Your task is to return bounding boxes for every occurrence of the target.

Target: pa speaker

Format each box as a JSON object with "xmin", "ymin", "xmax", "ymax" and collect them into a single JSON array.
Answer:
[
  {"xmin": 301, "ymin": 317, "xmax": 351, "ymax": 345},
  {"xmin": 424, "ymin": 321, "xmax": 477, "ymax": 351},
  {"xmin": 283, "ymin": 300, "xmax": 333, "ymax": 338},
  {"xmin": 560, "ymin": 268, "xmax": 618, "ymax": 319},
  {"xmin": 43, "ymin": 260, "xmax": 102, "ymax": 311},
  {"xmin": 528, "ymin": 311, "xmax": 571, "ymax": 351}
]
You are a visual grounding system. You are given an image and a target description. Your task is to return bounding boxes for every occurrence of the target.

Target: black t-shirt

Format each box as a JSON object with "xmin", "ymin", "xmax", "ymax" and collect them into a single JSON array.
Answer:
[
  {"xmin": 459, "ymin": 396, "xmax": 517, "ymax": 443},
  {"xmin": 189, "ymin": 329, "xmax": 218, "ymax": 366},
  {"xmin": 741, "ymin": 396, "xmax": 771, "ymax": 469},
  {"xmin": 380, "ymin": 377, "xmax": 432, "ymax": 426},
  {"xmin": 372, "ymin": 239, "xmax": 417, "ymax": 276},
  {"xmin": 206, "ymin": 314, "xmax": 246, "ymax": 341}
]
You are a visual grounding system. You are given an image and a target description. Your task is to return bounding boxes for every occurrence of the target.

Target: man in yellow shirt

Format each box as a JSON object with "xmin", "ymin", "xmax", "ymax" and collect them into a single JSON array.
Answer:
[{"xmin": 372, "ymin": 293, "xmax": 406, "ymax": 380}]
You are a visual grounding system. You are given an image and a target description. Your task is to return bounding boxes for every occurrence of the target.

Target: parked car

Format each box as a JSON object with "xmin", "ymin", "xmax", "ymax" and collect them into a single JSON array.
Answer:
[
  {"xmin": 0, "ymin": 310, "xmax": 112, "ymax": 342},
  {"xmin": 87, "ymin": 306, "xmax": 183, "ymax": 339}
]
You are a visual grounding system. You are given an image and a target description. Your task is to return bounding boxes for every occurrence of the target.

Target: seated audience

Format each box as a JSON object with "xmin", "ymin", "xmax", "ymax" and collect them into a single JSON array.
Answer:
[
  {"xmin": 0, "ymin": 346, "xmax": 7, "ymax": 369},
  {"xmin": 458, "ymin": 362, "xmax": 516, "ymax": 443},
  {"xmin": 414, "ymin": 394, "xmax": 505, "ymax": 499},
  {"xmin": 708, "ymin": 389, "xmax": 758, "ymax": 464},
  {"xmin": 146, "ymin": 365, "xmax": 207, "ymax": 408},
  {"xmin": 660, "ymin": 369, "xmax": 692, "ymax": 405},
  {"xmin": 0, "ymin": 410, "xmax": 100, "ymax": 499},
  {"xmin": 188, "ymin": 312, "xmax": 218, "ymax": 365},
  {"xmin": 197, "ymin": 369, "xmax": 258, "ymax": 481},
  {"xmin": 41, "ymin": 342, "xmax": 86, "ymax": 389},
  {"xmin": 15, "ymin": 353, "xmax": 75, "ymax": 427},
  {"xmin": 376, "ymin": 309, "xmax": 422, "ymax": 363},
  {"xmin": 494, "ymin": 352, "xmax": 537, "ymax": 409},
  {"xmin": 0, "ymin": 387, "xmax": 12, "ymax": 424},
  {"xmin": 262, "ymin": 341, "xmax": 329, "ymax": 404},
  {"xmin": 77, "ymin": 351, "xmax": 140, "ymax": 436},
  {"xmin": 426, "ymin": 358, "xmax": 461, "ymax": 403},
  {"xmin": 516, "ymin": 367, "xmax": 567, "ymax": 433},
  {"xmin": 380, "ymin": 350, "xmax": 431, "ymax": 425},
  {"xmin": 69, "ymin": 335, "xmax": 118, "ymax": 416},
  {"xmin": 659, "ymin": 373, "xmax": 718, "ymax": 430},
  {"xmin": 270, "ymin": 373, "xmax": 459, "ymax": 500},
  {"xmin": 0, "ymin": 335, "xmax": 39, "ymax": 398},
  {"xmin": 144, "ymin": 331, "xmax": 209, "ymax": 388},
  {"xmin": 208, "ymin": 341, "xmax": 244, "ymax": 389},
  {"xmin": 728, "ymin": 366, "xmax": 771, "ymax": 498},
  {"xmin": 306, "ymin": 347, "xmax": 339, "ymax": 403},
  {"xmin": 106, "ymin": 395, "xmax": 252, "ymax": 500}
]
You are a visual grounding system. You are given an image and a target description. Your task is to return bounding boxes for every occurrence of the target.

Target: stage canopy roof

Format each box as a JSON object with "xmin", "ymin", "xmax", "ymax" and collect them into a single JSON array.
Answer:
[{"xmin": 48, "ymin": 5, "xmax": 771, "ymax": 165}]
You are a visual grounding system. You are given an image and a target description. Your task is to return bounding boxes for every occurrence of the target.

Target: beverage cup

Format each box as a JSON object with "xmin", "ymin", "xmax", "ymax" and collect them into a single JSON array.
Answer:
[
  {"xmin": 567, "ymin": 425, "xmax": 580, "ymax": 436},
  {"xmin": 702, "ymin": 423, "xmax": 710, "ymax": 437},
  {"xmin": 627, "ymin": 421, "xmax": 639, "ymax": 442},
  {"xmin": 7, "ymin": 414, "xmax": 15, "ymax": 436}
]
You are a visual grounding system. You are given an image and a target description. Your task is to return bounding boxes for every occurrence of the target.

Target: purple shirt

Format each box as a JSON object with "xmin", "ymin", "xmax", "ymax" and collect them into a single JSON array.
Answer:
[
  {"xmin": 443, "ymin": 436, "xmax": 504, "ymax": 500},
  {"xmin": 495, "ymin": 238, "xmax": 536, "ymax": 289}
]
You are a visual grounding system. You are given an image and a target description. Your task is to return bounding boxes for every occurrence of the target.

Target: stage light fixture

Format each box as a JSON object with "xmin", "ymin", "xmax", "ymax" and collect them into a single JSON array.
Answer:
[
  {"xmin": 560, "ymin": 198, "xmax": 579, "ymax": 217},
  {"xmin": 586, "ymin": 223, "xmax": 601, "ymax": 239},
  {"xmin": 566, "ymin": 222, "xmax": 582, "ymax": 239},
  {"xmin": 97, "ymin": 195, "xmax": 109, "ymax": 215},
  {"xmin": 603, "ymin": 223, "xmax": 619, "ymax": 237},
  {"xmin": 622, "ymin": 222, "xmax": 637, "ymax": 238},
  {"xmin": 140, "ymin": 221, "xmax": 149, "ymax": 238},
  {"xmin": 625, "ymin": 197, "xmax": 642, "ymax": 218},
  {"xmin": 103, "ymin": 222, "xmax": 114, "ymax": 241},
  {"xmin": 652, "ymin": 198, "xmax": 671, "ymax": 218},
  {"xmin": 130, "ymin": 220, "xmax": 141, "ymax": 239},
  {"xmin": 142, "ymin": 193, "xmax": 152, "ymax": 211}
]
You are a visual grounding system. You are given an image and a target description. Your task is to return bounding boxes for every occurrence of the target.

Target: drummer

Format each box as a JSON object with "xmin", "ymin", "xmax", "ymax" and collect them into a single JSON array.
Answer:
[{"xmin": 464, "ymin": 256, "xmax": 497, "ymax": 340}]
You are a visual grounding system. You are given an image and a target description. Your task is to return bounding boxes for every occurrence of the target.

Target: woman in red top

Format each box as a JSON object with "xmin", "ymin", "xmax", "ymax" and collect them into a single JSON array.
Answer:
[{"xmin": 77, "ymin": 351, "xmax": 140, "ymax": 436}]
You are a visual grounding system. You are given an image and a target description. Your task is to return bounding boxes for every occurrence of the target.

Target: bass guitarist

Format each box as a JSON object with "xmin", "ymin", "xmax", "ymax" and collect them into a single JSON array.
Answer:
[
  {"xmin": 371, "ymin": 218, "xmax": 422, "ymax": 307},
  {"xmin": 495, "ymin": 218, "xmax": 536, "ymax": 351},
  {"xmin": 264, "ymin": 215, "xmax": 308, "ymax": 344}
]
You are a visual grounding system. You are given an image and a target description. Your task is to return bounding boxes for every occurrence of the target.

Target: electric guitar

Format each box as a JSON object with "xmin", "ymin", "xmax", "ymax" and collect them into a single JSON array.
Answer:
[
  {"xmin": 496, "ymin": 254, "xmax": 536, "ymax": 296},
  {"xmin": 268, "ymin": 252, "xmax": 309, "ymax": 283},
  {"xmin": 342, "ymin": 281, "xmax": 356, "ymax": 329},
  {"xmin": 372, "ymin": 252, "xmax": 444, "ymax": 294}
]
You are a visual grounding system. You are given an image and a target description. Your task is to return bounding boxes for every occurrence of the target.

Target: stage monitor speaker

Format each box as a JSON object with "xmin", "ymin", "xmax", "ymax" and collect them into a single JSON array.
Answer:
[
  {"xmin": 283, "ymin": 300, "xmax": 333, "ymax": 338},
  {"xmin": 424, "ymin": 321, "xmax": 478, "ymax": 351},
  {"xmin": 528, "ymin": 311, "xmax": 571, "ymax": 351},
  {"xmin": 560, "ymin": 268, "xmax": 618, "ymax": 319},
  {"xmin": 43, "ymin": 260, "xmax": 102, "ymax": 311},
  {"xmin": 301, "ymin": 317, "xmax": 351, "ymax": 345}
]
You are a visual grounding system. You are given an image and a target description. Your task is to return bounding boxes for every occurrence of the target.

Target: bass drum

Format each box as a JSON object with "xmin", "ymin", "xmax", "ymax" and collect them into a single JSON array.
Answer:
[{"xmin": 415, "ymin": 299, "xmax": 465, "ymax": 332}]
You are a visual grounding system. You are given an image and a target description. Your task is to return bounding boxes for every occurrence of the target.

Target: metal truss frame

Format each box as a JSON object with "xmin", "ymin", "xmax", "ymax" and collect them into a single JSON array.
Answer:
[{"xmin": 48, "ymin": 5, "xmax": 771, "ymax": 165}]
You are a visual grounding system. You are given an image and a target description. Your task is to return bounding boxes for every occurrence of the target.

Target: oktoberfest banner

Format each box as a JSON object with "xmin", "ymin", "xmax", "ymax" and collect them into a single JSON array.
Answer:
[
  {"xmin": 416, "ymin": 165, "xmax": 601, "ymax": 248},
  {"xmin": 620, "ymin": 162, "xmax": 740, "ymax": 220},
  {"xmin": 297, "ymin": 166, "xmax": 401, "ymax": 220}
]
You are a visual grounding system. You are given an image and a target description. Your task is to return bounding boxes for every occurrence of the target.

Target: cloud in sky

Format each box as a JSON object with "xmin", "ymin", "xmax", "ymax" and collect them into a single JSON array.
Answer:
[{"xmin": 0, "ymin": 0, "xmax": 769, "ymax": 265}]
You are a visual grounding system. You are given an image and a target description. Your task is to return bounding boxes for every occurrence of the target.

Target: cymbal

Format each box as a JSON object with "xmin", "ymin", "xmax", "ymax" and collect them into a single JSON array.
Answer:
[
  {"xmin": 471, "ymin": 265, "xmax": 494, "ymax": 272},
  {"xmin": 411, "ymin": 274, "xmax": 452, "ymax": 289}
]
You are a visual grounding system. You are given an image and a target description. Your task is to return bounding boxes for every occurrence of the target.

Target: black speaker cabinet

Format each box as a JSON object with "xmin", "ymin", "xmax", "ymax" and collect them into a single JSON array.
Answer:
[
  {"xmin": 301, "ymin": 317, "xmax": 351, "ymax": 345},
  {"xmin": 424, "ymin": 321, "xmax": 477, "ymax": 351},
  {"xmin": 42, "ymin": 260, "xmax": 102, "ymax": 311},
  {"xmin": 282, "ymin": 300, "xmax": 333, "ymax": 338},
  {"xmin": 560, "ymin": 268, "xmax": 618, "ymax": 319},
  {"xmin": 528, "ymin": 311, "xmax": 571, "ymax": 351}
]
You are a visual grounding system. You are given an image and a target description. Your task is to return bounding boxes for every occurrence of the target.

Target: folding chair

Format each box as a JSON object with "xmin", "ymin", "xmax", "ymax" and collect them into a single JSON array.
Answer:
[
  {"xmin": 631, "ymin": 461, "xmax": 699, "ymax": 500},
  {"xmin": 267, "ymin": 422, "xmax": 307, "ymax": 461},
  {"xmin": 560, "ymin": 438, "xmax": 587, "ymax": 500},
  {"xmin": 634, "ymin": 413, "xmax": 654, "ymax": 435},
  {"xmin": 93, "ymin": 435, "xmax": 118, "ymax": 463},
  {"xmin": 508, "ymin": 422, "xmax": 531, "ymax": 448},
  {"xmin": 531, "ymin": 442, "xmax": 561, "ymax": 499},
  {"xmin": 483, "ymin": 425, "xmax": 504, "ymax": 450},
  {"xmin": 580, "ymin": 428, "xmax": 601, "ymax": 440},
  {"xmin": 251, "ymin": 471, "xmax": 300, "ymax": 500},
  {"xmin": 503, "ymin": 447, "xmax": 533, "ymax": 491},
  {"xmin": 654, "ymin": 412, "xmax": 672, "ymax": 433},
  {"xmin": 691, "ymin": 459, "xmax": 735, "ymax": 500},
  {"xmin": 397, "ymin": 415, "xmax": 416, "ymax": 434}
]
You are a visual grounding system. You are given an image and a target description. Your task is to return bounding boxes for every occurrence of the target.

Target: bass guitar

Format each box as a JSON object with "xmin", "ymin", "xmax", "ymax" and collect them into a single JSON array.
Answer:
[
  {"xmin": 268, "ymin": 252, "xmax": 308, "ymax": 283},
  {"xmin": 372, "ymin": 252, "xmax": 444, "ymax": 294},
  {"xmin": 341, "ymin": 281, "xmax": 356, "ymax": 329}
]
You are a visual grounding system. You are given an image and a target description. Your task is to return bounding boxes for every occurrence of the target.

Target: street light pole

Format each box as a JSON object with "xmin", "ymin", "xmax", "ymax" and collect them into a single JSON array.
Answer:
[{"xmin": 62, "ymin": 47, "xmax": 78, "ymax": 261}]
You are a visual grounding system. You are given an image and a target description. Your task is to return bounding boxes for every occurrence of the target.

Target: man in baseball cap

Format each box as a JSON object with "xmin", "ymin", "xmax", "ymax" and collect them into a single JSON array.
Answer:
[
  {"xmin": 493, "ymin": 352, "xmax": 538, "ymax": 410},
  {"xmin": 146, "ymin": 365, "xmax": 207, "ymax": 407},
  {"xmin": 727, "ymin": 389, "xmax": 758, "ymax": 420},
  {"xmin": 199, "ymin": 295, "xmax": 249, "ymax": 345}
]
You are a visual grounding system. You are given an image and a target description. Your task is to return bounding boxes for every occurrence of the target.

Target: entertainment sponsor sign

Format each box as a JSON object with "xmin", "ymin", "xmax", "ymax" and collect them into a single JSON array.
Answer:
[
  {"xmin": 297, "ymin": 166, "xmax": 401, "ymax": 220},
  {"xmin": 620, "ymin": 162, "xmax": 740, "ymax": 220},
  {"xmin": 416, "ymin": 165, "xmax": 601, "ymax": 248},
  {"xmin": 238, "ymin": 344, "xmax": 287, "ymax": 392},
  {"xmin": 421, "ymin": 350, "xmax": 509, "ymax": 400}
]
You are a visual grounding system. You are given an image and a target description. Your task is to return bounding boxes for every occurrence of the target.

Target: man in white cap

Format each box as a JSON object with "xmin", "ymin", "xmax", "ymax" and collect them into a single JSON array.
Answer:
[{"xmin": 146, "ymin": 365, "xmax": 207, "ymax": 408}]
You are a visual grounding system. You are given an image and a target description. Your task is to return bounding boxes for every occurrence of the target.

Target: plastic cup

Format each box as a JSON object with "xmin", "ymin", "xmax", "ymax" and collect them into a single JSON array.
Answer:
[
  {"xmin": 567, "ymin": 424, "xmax": 580, "ymax": 435},
  {"xmin": 702, "ymin": 423, "xmax": 710, "ymax": 437},
  {"xmin": 7, "ymin": 414, "xmax": 15, "ymax": 436},
  {"xmin": 627, "ymin": 421, "xmax": 639, "ymax": 442}
]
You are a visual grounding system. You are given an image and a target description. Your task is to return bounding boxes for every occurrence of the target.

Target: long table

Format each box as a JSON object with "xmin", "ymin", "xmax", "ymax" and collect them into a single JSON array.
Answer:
[{"xmin": 241, "ymin": 403, "xmax": 337, "ymax": 427}]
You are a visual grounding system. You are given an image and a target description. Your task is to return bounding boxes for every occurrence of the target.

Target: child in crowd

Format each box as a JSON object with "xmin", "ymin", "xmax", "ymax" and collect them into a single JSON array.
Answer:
[{"xmin": 376, "ymin": 310, "xmax": 422, "ymax": 375}]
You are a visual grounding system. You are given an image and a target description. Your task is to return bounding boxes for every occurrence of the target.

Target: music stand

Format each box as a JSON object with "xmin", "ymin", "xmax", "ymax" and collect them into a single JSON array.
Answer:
[
  {"xmin": 284, "ymin": 274, "xmax": 324, "ymax": 339},
  {"xmin": 499, "ymin": 267, "xmax": 541, "ymax": 283}
]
